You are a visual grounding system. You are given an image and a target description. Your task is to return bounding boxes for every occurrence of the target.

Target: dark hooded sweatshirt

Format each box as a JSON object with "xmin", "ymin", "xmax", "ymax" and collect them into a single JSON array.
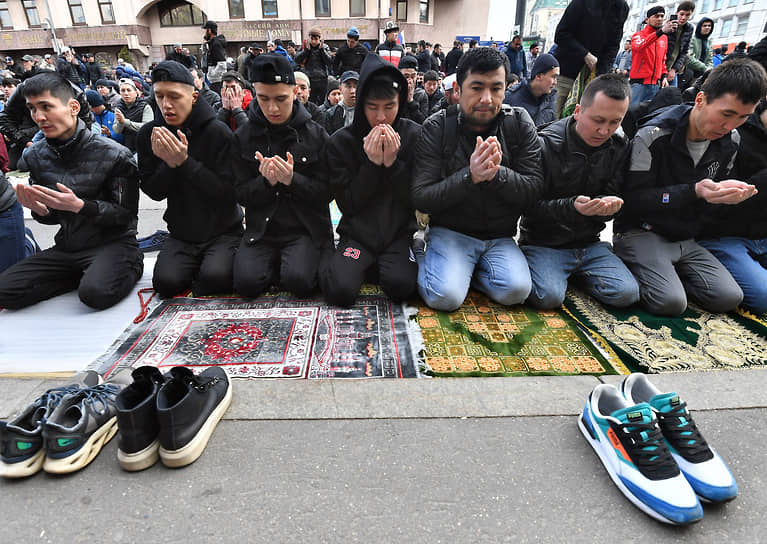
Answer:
[
  {"xmin": 231, "ymin": 99, "xmax": 332, "ymax": 248},
  {"xmin": 326, "ymin": 54, "xmax": 420, "ymax": 253},
  {"xmin": 137, "ymin": 96, "xmax": 243, "ymax": 244}
]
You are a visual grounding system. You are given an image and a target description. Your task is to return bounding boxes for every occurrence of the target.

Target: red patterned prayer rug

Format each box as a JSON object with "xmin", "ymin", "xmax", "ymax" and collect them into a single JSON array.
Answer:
[{"xmin": 92, "ymin": 295, "xmax": 419, "ymax": 379}]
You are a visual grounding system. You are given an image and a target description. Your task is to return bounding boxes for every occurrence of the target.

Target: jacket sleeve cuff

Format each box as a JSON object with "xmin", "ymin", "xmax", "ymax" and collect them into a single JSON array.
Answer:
[{"xmin": 78, "ymin": 199, "xmax": 99, "ymax": 217}]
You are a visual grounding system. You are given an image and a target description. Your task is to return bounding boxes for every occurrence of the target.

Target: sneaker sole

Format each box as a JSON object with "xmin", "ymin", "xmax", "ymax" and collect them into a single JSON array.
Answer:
[
  {"xmin": 118, "ymin": 438, "xmax": 160, "ymax": 472},
  {"xmin": 0, "ymin": 449, "xmax": 45, "ymax": 479},
  {"xmin": 159, "ymin": 382, "xmax": 232, "ymax": 468},
  {"xmin": 43, "ymin": 416, "xmax": 119, "ymax": 474},
  {"xmin": 578, "ymin": 410, "xmax": 699, "ymax": 526}
]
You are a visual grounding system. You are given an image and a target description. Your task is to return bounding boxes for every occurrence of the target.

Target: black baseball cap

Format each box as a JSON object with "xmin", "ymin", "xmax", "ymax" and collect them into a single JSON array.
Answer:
[
  {"xmin": 202, "ymin": 20, "xmax": 218, "ymax": 30},
  {"xmin": 151, "ymin": 60, "xmax": 195, "ymax": 87},
  {"xmin": 250, "ymin": 53, "xmax": 296, "ymax": 85}
]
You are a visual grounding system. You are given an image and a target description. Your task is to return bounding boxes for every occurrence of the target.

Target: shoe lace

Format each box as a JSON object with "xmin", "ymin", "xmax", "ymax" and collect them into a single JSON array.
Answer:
[
  {"xmin": 79, "ymin": 384, "xmax": 121, "ymax": 414},
  {"xmin": 655, "ymin": 400, "xmax": 713, "ymax": 463},
  {"xmin": 615, "ymin": 419, "xmax": 679, "ymax": 480}
]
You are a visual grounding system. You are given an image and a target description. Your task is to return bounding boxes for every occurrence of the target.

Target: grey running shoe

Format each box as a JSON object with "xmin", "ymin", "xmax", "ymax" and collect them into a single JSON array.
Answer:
[
  {"xmin": 0, "ymin": 371, "xmax": 101, "ymax": 478},
  {"xmin": 42, "ymin": 382, "xmax": 123, "ymax": 474}
]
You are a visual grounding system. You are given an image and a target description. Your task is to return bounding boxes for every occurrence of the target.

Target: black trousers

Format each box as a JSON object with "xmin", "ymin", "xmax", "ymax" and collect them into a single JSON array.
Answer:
[
  {"xmin": 320, "ymin": 236, "xmax": 417, "ymax": 307},
  {"xmin": 233, "ymin": 234, "xmax": 320, "ymax": 298},
  {"xmin": 153, "ymin": 232, "xmax": 240, "ymax": 297},
  {"xmin": 309, "ymin": 76, "xmax": 328, "ymax": 106},
  {"xmin": 0, "ymin": 237, "xmax": 143, "ymax": 310}
]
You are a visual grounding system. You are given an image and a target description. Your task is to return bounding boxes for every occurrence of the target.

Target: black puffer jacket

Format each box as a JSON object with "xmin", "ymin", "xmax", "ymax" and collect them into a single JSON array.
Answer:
[
  {"xmin": 203, "ymin": 34, "xmax": 227, "ymax": 69},
  {"xmin": 0, "ymin": 87, "xmax": 38, "ymax": 147},
  {"xmin": 616, "ymin": 104, "xmax": 739, "ymax": 241},
  {"xmin": 231, "ymin": 99, "xmax": 332, "ymax": 247},
  {"xmin": 295, "ymin": 45, "xmax": 332, "ymax": 79},
  {"xmin": 138, "ymin": 97, "xmax": 242, "ymax": 244},
  {"xmin": 412, "ymin": 105, "xmax": 543, "ymax": 240},
  {"xmin": 503, "ymin": 81, "xmax": 557, "ymax": 127},
  {"xmin": 665, "ymin": 22, "xmax": 693, "ymax": 72},
  {"xmin": 700, "ymin": 104, "xmax": 767, "ymax": 239},
  {"xmin": 327, "ymin": 54, "xmax": 420, "ymax": 252},
  {"xmin": 24, "ymin": 120, "xmax": 139, "ymax": 251},
  {"xmin": 519, "ymin": 117, "xmax": 628, "ymax": 248}
]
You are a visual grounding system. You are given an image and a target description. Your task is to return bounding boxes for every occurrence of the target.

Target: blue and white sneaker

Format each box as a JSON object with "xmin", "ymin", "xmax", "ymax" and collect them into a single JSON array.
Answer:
[
  {"xmin": 579, "ymin": 384, "xmax": 703, "ymax": 525},
  {"xmin": 621, "ymin": 373, "xmax": 738, "ymax": 503}
]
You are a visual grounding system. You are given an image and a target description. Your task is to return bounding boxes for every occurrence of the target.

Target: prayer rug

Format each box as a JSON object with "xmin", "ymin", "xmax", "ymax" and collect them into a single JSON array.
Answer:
[
  {"xmin": 564, "ymin": 288, "xmax": 767, "ymax": 373},
  {"xmin": 414, "ymin": 291, "xmax": 623, "ymax": 377},
  {"xmin": 92, "ymin": 292, "xmax": 419, "ymax": 380}
]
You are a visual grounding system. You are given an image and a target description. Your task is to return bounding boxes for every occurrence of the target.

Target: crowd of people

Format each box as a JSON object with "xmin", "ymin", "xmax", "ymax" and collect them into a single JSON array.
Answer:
[{"xmin": 0, "ymin": 12, "xmax": 766, "ymax": 323}]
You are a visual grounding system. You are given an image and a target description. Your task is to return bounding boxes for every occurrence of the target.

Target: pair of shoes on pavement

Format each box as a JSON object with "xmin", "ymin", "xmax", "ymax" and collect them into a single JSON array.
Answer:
[
  {"xmin": 579, "ymin": 373, "xmax": 738, "ymax": 525},
  {"xmin": 116, "ymin": 366, "xmax": 232, "ymax": 471},
  {"xmin": 0, "ymin": 371, "xmax": 122, "ymax": 478}
]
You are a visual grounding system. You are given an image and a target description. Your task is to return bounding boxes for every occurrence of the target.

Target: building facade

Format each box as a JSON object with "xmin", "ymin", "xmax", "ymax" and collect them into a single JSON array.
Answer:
[{"xmin": 0, "ymin": 0, "xmax": 513, "ymax": 71}]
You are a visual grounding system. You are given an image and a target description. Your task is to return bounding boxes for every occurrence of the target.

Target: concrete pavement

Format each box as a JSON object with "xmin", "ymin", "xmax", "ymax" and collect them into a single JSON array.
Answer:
[{"xmin": 1, "ymin": 371, "xmax": 766, "ymax": 543}]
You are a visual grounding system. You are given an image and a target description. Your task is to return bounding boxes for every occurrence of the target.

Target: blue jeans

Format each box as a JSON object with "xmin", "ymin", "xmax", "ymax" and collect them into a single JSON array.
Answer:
[
  {"xmin": 0, "ymin": 201, "xmax": 26, "ymax": 274},
  {"xmin": 630, "ymin": 83, "xmax": 659, "ymax": 107},
  {"xmin": 522, "ymin": 242, "xmax": 640, "ymax": 309},
  {"xmin": 699, "ymin": 237, "xmax": 767, "ymax": 314},
  {"xmin": 416, "ymin": 226, "xmax": 531, "ymax": 311}
]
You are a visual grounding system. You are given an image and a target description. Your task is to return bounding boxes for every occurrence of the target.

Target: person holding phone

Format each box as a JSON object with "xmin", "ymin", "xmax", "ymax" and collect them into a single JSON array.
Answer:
[
  {"xmin": 628, "ymin": 6, "xmax": 676, "ymax": 107},
  {"xmin": 664, "ymin": 2, "xmax": 696, "ymax": 87}
]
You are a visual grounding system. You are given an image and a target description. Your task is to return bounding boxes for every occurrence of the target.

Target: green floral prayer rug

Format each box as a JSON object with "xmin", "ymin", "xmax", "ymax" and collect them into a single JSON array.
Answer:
[
  {"xmin": 414, "ymin": 291, "xmax": 625, "ymax": 377},
  {"xmin": 564, "ymin": 289, "xmax": 767, "ymax": 373}
]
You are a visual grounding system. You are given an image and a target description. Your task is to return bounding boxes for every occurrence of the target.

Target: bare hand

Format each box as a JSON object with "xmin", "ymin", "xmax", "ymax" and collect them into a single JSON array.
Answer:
[
  {"xmin": 151, "ymin": 126, "xmax": 189, "ymax": 168},
  {"xmin": 255, "ymin": 151, "xmax": 294, "ymax": 186},
  {"xmin": 114, "ymin": 109, "xmax": 125, "ymax": 124},
  {"xmin": 101, "ymin": 125, "xmax": 111, "ymax": 136},
  {"xmin": 667, "ymin": 68, "xmax": 677, "ymax": 83},
  {"xmin": 363, "ymin": 126, "xmax": 385, "ymax": 166},
  {"xmin": 229, "ymin": 85, "xmax": 244, "ymax": 110},
  {"xmin": 662, "ymin": 20, "xmax": 677, "ymax": 34},
  {"xmin": 574, "ymin": 195, "xmax": 624, "ymax": 216},
  {"xmin": 469, "ymin": 136, "xmax": 502, "ymax": 184},
  {"xmin": 584, "ymin": 53, "xmax": 598, "ymax": 70},
  {"xmin": 15, "ymin": 184, "xmax": 50, "ymax": 216},
  {"xmin": 21, "ymin": 183, "xmax": 84, "ymax": 213},
  {"xmin": 380, "ymin": 124, "xmax": 401, "ymax": 168},
  {"xmin": 696, "ymin": 178, "xmax": 757, "ymax": 204}
]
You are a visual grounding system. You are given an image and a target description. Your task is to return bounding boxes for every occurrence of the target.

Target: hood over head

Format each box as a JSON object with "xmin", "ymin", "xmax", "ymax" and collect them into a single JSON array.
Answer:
[
  {"xmin": 351, "ymin": 53, "xmax": 409, "ymax": 137},
  {"xmin": 695, "ymin": 18, "xmax": 715, "ymax": 40}
]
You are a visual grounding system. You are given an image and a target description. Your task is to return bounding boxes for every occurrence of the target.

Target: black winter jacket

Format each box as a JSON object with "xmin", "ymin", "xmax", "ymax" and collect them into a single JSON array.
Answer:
[
  {"xmin": 700, "ymin": 105, "xmax": 767, "ymax": 239},
  {"xmin": 0, "ymin": 173, "xmax": 17, "ymax": 213},
  {"xmin": 85, "ymin": 61, "xmax": 103, "ymax": 87},
  {"xmin": 665, "ymin": 22, "xmax": 694, "ymax": 72},
  {"xmin": 25, "ymin": 120, "xmax": 139, "ymax": 251},
  {"xmin": 444, "ymin": 47, "xmax": 463, "ymax": 75},
  {"xmin": 199, "ymin": 85, "xmax": 222, "ymax": 111},
  {"xmin": 333, "ymin": 42, "xmax": 368, "ymax": 75},
  {"xmin": 165, "ymin": 51, "xmax": 194, "ymax": 68},
  {"xmin": 0, "ymin": 87, "xmax": 38, "ymax": 147},
  {"xmin": 231, "ymin": 99, "xmax": 332, "ymax": 247},
  {"xmin": 519, "ymin": 117, "xmax": 628, "ymax": 248},
  {"xmin": 295, "ymin": 45, "xmax": 332, "ymax": 79},
  {"xmin": 137, "ymin": 98, "xmax": 243, "ymax": 244},
  {"xmin": 503, "ymin": 81, "xmax": 557, "ymax": 127},
  {"xmin": 57, "ymin": 56, "xmax": 83, "ymax": 86},
  {"xmin": 615, "ymin": 104, "xmax": 739, "ymax": 241},
  {"xmin": 412, "ymin": 106, "xmax": 543, "ymax": 240},
  {"xmin": 327, "ymin": 54, "xmax": 420, "ymax": 252},
  {"xmin": 553, "ymin": 0, "xmax": 629, "ymax": 79},
  {"xmin": 203, "ymin": 34, "xmax": 227, "ymax": 70}
]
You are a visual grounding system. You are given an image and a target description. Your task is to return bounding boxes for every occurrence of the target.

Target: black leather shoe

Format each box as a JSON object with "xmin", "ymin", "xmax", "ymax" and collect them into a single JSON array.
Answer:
[
  {"xmin": 115, "ymin": 366, "xmax": 165, "ymax": 471},
  {"xmin": 157, "ymin": 366, "xmax": 232, "ymax": 468}
]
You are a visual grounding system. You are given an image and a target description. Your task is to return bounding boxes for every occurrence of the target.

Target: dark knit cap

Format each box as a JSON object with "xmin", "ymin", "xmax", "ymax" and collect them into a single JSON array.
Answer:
[
  {"xmin": 85, "ymin": 90, "xmax": 104, "ymax": 108},
  {"xmin": 95, "ymin": 78, "xmax": 110, "ymax": 88},
  {"xmin": 151, "ymin": 60, "xmax": 195, "ymax": 87},
  {"xmin": 646, "ymin": 5, "xmax": 665, "ymax": 17},
  {"xmin": 529, "ymin": 53, "xmax": 559, "ymax": 80}
]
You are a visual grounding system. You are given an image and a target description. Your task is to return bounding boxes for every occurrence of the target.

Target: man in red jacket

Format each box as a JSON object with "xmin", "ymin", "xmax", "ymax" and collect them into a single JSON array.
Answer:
[{"xmin": 629, "ymin": 6, "xmax": 676, "ymax": 107}]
